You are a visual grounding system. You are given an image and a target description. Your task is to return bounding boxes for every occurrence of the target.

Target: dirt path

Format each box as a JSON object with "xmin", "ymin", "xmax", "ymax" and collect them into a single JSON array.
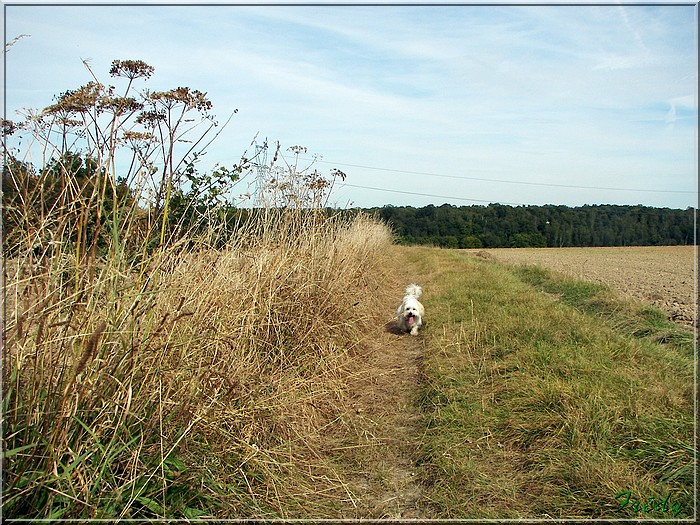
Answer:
[
  {"xmin": 341, "ymin": 322, "xmax": 427, "ymax": 518},
  {"xmin": 330, "ymin": 259, "xmax": 431, "ymax": 518}
]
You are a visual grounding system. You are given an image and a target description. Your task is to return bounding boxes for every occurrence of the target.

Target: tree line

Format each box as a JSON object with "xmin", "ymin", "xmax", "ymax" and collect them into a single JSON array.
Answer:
[{"xmin": 361, "ymin": 203, "xmax": 696, "ymax": 248}]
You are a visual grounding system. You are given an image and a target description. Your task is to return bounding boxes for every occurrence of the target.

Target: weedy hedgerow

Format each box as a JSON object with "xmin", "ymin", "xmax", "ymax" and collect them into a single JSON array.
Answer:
[
  {"xmin": 2, "ymin": 58, "xmax": 394, "ymax": 519},
  {"xmin": 2, "ymin": 207, "xmax": 394, "ymax": 520}
]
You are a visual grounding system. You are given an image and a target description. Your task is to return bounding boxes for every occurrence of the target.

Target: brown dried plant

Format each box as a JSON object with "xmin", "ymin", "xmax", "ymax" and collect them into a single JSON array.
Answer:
[{"xmin": 2, "ymin": 58, "xmax": 393, "ymax": 519}]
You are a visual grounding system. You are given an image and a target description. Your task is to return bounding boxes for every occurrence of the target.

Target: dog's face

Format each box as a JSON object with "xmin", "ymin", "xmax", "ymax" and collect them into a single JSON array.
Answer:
[
  {"xmin": 397, "ymin": 295, "xmax": 424, "ymax": 335},
  {"xmin": 400, "ymin": 298, "xmax": 422, "ymax": 327}
]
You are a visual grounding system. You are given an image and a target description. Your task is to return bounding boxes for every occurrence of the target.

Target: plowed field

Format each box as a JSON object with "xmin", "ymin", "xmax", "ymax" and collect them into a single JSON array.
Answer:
[{"xmin": 467, "ymin": 246, "xmax": 696, "ymax": 328}]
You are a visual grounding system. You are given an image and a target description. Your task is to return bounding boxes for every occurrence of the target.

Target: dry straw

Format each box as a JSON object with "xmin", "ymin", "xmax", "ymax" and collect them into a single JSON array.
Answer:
[
  {"xmin": 3, "ymin": 200, "xmax": 394, "ymax": 519},
  {"xmin": 2, "ymin": 59, "xmax": 394, "ymax": 519}
]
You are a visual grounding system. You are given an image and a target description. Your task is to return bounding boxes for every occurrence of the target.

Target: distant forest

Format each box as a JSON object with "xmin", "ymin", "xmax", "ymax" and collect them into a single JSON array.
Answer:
[{"xmin": 361, "ymin": 204, "xmax": 697, "ymax": 248}]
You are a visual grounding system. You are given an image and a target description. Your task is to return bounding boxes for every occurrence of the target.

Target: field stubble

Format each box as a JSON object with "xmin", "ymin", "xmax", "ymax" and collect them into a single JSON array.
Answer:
[{"xmin": 467, "ymin": 246, "xmax": 697, "ymax": 328}]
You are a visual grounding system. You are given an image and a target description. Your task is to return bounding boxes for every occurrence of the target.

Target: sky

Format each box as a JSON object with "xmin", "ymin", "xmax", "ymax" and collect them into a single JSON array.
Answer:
[{"xmin": 3, "ymin": 1, "xmax": 698, "ymax": 209}]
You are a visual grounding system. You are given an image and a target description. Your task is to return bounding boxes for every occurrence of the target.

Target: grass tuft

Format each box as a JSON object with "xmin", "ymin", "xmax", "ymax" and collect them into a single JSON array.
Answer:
[{"xmin": 511, "ymin": 263, "xmax": 694, "ymax": 354}]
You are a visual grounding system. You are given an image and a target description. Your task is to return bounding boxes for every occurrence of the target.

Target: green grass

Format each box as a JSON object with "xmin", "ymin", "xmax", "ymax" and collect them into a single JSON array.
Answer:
[
  {"xmin": 407, "ymin": 247, "xmax": 695, "ymax": 519},
  {"xmin": 510, "ymin": 263, "xmax": 695, "ymax": 353}
]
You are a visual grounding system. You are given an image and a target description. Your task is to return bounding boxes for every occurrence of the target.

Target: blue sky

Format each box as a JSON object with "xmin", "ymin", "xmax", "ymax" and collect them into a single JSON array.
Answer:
[{"xmin": 3, "ymin": 1, "xmax": 698, "ymax": 209}]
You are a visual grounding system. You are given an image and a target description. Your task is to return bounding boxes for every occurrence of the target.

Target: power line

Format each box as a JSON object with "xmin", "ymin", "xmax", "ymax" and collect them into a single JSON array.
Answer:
[
  {"xmin": 338, "ymin": 183, "xmax": 525, "ymax": 206},
  {"xmin": 306, "ymin": 158, "xmax": 696, "ymax": 195}
]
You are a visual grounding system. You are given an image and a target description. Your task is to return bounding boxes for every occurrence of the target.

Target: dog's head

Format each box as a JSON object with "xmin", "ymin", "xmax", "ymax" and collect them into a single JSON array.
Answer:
[{"xmin": 400, "ymin": 297, "xmax": 422, "ymax": 326}]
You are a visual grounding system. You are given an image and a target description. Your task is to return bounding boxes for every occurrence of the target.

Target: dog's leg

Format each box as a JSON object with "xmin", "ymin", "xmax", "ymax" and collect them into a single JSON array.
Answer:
[{"xmin": 410, "ymin": 326, "xmax": 419, "ymax": 336}]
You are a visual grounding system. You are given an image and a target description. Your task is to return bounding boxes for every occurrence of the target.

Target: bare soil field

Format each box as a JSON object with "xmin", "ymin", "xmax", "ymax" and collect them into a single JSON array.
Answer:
[{"xmin": 467, "ymin": 246, "xmax": 697, "ymax": 328}]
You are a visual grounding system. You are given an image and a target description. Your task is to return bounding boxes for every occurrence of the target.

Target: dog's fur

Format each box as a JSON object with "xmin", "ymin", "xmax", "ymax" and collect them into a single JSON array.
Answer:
[{"xmin": 396, "ymin": 284, "xmax": 425, "ymax": 336}]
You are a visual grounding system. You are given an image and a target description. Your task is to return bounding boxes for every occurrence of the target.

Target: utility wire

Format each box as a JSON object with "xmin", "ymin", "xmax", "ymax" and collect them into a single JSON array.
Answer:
[
  {"xmin": 304, "ymin": 158, "xmax": 696, "ymax": 195},
  {"xmin": 338, "ymin": 183, "xmax": 524, "ymax": 206}
]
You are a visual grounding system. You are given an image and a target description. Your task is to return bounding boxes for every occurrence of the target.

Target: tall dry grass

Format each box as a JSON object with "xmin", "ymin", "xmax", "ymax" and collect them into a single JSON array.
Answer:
[
  {"xmin": 2, "ymin": 58, "xmax": 395, "ymax": 518},
  {"xmin": 2, "ymin": 209, "xmax": 394, "ymax": 519}
]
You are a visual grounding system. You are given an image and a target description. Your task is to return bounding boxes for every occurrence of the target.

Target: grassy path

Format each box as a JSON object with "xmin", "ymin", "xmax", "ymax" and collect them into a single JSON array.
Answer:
[
  {"xmin": 317, "ymin": 245, "xmax": 430, "ymax": 518},
  {"xmin": 327, "ymin": 245, "xmax": 695, "ymax": 519}
]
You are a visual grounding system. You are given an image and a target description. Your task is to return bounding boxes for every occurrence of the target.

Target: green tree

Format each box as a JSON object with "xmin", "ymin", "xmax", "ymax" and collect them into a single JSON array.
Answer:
[{"xmin": 364, "ymin": 203, "xmax": 696, "ymax": 248}]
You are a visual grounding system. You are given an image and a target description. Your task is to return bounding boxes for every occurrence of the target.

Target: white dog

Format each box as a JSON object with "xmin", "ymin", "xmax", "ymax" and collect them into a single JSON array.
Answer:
[{"xmin": 396, "ymin": 284, "xmax": 425, "ymax": 336}]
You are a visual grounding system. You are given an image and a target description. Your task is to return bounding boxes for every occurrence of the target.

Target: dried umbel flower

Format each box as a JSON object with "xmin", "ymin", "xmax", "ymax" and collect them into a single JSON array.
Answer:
[
  {"xmin": 2, "ymin": 118, "xmax": 18, "ymax": 137},
  {"xmin": 287, "ymin": 145, "xmax": 307, "ymax": 155},
  {"xmin": 331, "ymin": 168, "xmax": 347, "ymax": 182},
  {"xmin": 43, "ymin": 82, "xmax": 107, "ymax": 115},
  {"xmin": 135, "ymin": 109, "xmax": 167, "ymax": 128},
  {"xmin": 98, "ymin": 96, "xmax": 143, "ymax": 116},
  {"xmin": 150, "ymin": 87, "xmax": 212, "ymax": 113},
  {"xmin": 121, "ymin": 130, "xmax": 154, "ymax": 142},
  {"xmin": 109, "ymin": 59, "xmax": 155, "ymax": 80}
]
